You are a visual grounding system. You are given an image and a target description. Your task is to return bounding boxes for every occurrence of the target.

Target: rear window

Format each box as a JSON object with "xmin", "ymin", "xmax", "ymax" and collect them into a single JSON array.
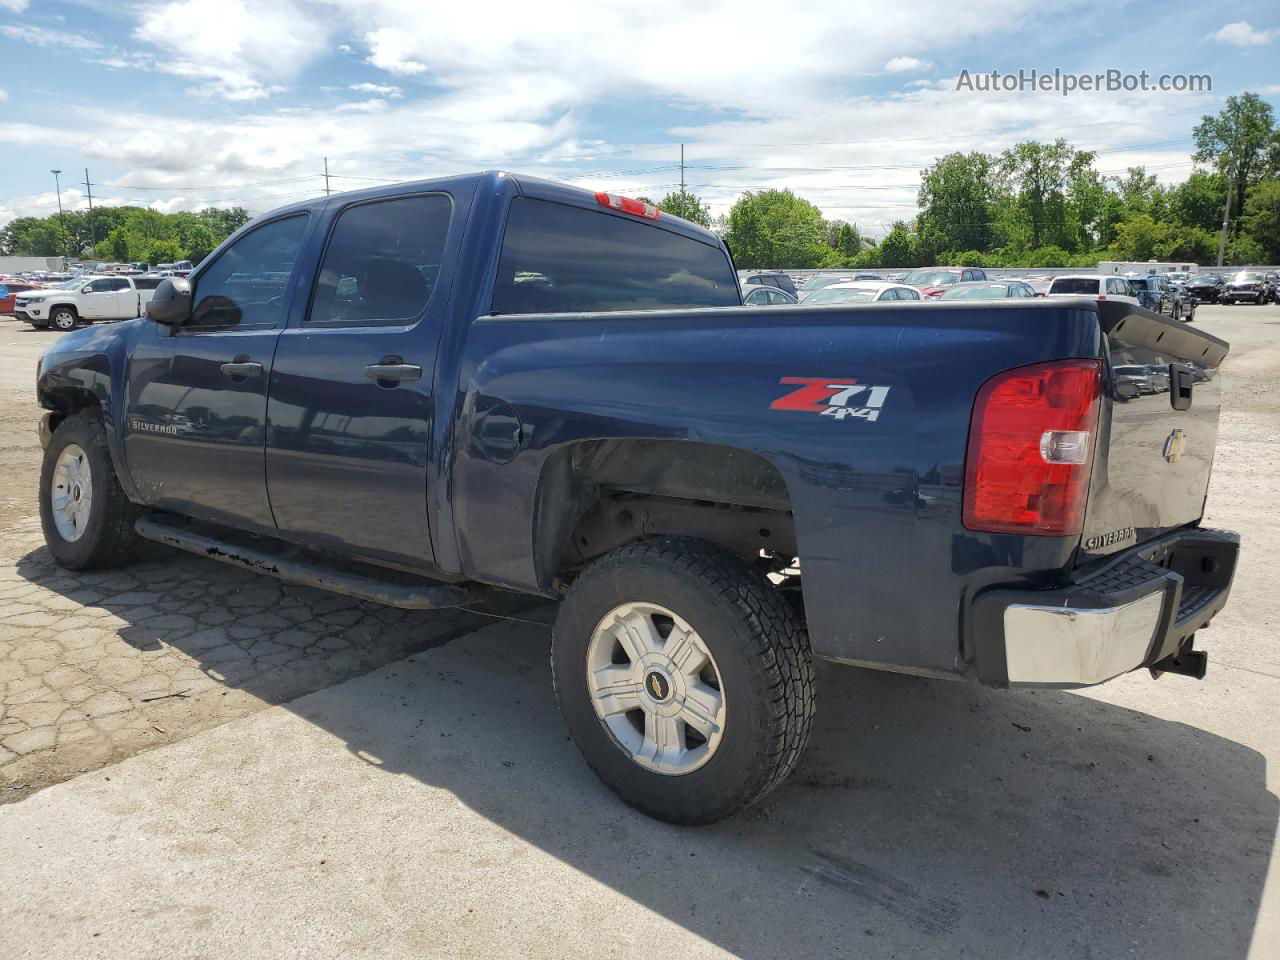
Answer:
[
  {"xmin": 491, "ymin": 198, "xmax": 739, "ymax": 314},
  {"xmin": 133, "ymin": 277, "xmax": 162, "ymax": 290},
  {"xmin": 1049, "ymin": 278, "xmax": 1101, "ymax": 295}
]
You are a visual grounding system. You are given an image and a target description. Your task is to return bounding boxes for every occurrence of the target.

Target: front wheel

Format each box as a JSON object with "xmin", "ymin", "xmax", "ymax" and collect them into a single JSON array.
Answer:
[
  {"xmin": 50, "ymin": 307, "xmax": 77, "ymax": 331},
  {"xmin": 39, "ymin": 412, "xmax": 141, "ymax": 570},
  {"xmin": 552, "ymin": 538, "xmax": 816, "ymax": 825}
]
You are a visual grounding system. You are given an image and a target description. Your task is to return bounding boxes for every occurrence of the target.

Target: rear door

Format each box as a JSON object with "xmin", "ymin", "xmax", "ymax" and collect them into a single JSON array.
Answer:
[
  {"xmin": 265, "ymin": 192, "xmax": 458, "ymax": 567},
  {"xmin": 1080, "ymin": 301, "xmax": 1230, "ymax": 559},
  {"xmin": 109, "ymin": 277, "xmax": 134, "ymax": 317}
]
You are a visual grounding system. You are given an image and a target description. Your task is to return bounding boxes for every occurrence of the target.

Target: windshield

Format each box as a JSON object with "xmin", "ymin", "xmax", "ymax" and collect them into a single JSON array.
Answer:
[
  {"xmin": 1128, "ymin": 279, "xmax": 1149, "ymax": 290},
  {"xmin": 799, "ymin": 275, "xmax": 851, "ymax": 291},
  {"xmin": 805, "ymin": 287, "xmax": 878, "ymax": 304},
  {"xmin": 939, "ymin": 284, "xmax": 1011, "ymax": 300},
  {"xmin": 1233, "ymin": 273, "xmax": 1263, "ymax": 282},
  {"xmin": 1049, "ymin": 277, "xmax": 1101, "ymax": 295},
  {"xmin": 1191, "ymin": 275, "xmax": 1218, "ymax": 284},
  {"xmin": 902, "ymin": 269, "xmax": 961, "ymax": 286}
]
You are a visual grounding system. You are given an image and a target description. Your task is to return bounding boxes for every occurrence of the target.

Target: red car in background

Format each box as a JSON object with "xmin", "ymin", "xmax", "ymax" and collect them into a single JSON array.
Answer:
[
  {"xmin": 902, "ymin": 267, "xmax": 987, "ymax": 297},
  {"xmin": 0, "ymin": 281, "xmax": 43, "ymax": 315}
]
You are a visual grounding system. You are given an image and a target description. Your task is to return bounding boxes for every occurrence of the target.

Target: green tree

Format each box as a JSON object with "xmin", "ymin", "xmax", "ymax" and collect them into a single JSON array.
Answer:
[
  {"xmin": 1168, "ymin": 171, "xmax": 1228, "ymax": 232},
  {"xmin": 876, "ymin": 221, "xmax": 918, "ymax": 267},
  {"xmin": 1193, "ymin": 92, "xmax": 1278, "ymax": 234},
  {"xmin": 1111, "ymin": 166, "xmax": 1160, "ymax": 212},
  {"xmin": 1241, "ymin": 179, "xmax": 1280, "ymax": 262},
  {"xmin": 917, "ymin": 151, "xmax": 998, "ymax": 254},
  {"xmin": 656, "ymin": 191, "xmax": 712, "ymax": 227},
  {"xmin": 997, "ymin": 140, "xmax": 1096, "ymax": 251},
  {"xmin": 823, "ymin": 219, "xmax": 864, "ymax": 257},
  {"xmin": 723, "ymin": 189, "xmax": 829, "ymax": 268}
]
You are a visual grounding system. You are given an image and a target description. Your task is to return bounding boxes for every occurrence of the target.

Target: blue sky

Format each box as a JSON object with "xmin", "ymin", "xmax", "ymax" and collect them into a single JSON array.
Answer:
[{"xmin": 1, "ymin": 0, "xmax": 1277, "ymax": 237}]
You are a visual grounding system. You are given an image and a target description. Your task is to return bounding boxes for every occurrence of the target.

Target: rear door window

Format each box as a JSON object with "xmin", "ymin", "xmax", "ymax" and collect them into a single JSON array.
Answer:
[
  {"xmin": 492, "ymin": 198, "xmax": 739, "ymax": 314},
  {"xmin": 307, "ymin": 194, "xmax": 451, "ymax": 326},
  {"xmin": 1051, "ymin": 278, "xmax": 1101, "ymax": 295}
]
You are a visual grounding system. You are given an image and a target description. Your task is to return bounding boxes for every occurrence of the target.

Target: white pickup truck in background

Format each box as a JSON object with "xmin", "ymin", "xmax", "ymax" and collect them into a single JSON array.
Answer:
[{"xmin": 14, "ymin": 276, "xmax": 162, "ymax": 331}]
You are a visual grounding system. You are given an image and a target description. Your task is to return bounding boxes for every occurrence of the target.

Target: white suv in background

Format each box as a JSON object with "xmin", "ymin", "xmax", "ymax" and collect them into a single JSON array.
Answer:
[
  {"xmin": 14, "ymin": 275, "xmax": 162, "ymax": 331},
  {"xmin": 1045, "ymin": 274, "xmax": 1142, "ymax": 307}
]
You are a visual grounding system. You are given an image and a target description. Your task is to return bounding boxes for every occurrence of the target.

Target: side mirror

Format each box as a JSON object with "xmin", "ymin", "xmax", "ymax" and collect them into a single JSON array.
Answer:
[
  {"xmin": 81, "ymin": 286, "xmax": 92, "ymax": 294},
  {"xmin": 146, "ymin": 277, "xmax": 192, "ymax": 326}
]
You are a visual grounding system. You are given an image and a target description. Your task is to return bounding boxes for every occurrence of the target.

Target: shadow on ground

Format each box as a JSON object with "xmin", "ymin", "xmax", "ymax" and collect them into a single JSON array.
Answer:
[{"xmin": 18, "ymin": 550, "xmax": 1278, "ymax": 959}]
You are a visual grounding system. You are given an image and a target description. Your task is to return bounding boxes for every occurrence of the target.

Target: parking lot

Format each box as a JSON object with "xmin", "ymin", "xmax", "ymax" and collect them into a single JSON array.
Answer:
[{"xmin": 1, "ymin": 305, "xmax": 1278, "ymax": 958}]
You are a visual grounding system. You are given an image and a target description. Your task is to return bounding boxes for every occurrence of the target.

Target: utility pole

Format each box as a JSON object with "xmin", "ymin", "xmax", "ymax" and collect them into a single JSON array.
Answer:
[
  {"xmin": 324, "ymin": 157, "xmax": 331, "ymax": 196},
  {"xmin": 680, "ymin": 143, "xmax": 685, "ymax": 197},
  {"xmin": 1216, "ymin": 99, "xmax": 1241, "ymax": 268},
  {"xmin": 1215, "ymin": 159, "xmax": 1234, "ymax": 268},
  {"xmin": 83, "ymin": 168, "xmax": 97, "ymax": 251},
  {"xmin": 50, "ymin": 169, "xmax": 67, "ymax": 262}
]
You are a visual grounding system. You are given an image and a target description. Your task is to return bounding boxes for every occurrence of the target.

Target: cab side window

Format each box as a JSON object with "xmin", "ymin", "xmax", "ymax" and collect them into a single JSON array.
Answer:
[
  {"xmin": 187, "ymin": 214, "xmax": 309, "ymax": 331},
  {"xmin": 86, "ymin": 279, "xmax": 113, "ymax": 293},
  {"xmin": 307, "ymin": 194, "xmax": 451, "ymax": 326}
]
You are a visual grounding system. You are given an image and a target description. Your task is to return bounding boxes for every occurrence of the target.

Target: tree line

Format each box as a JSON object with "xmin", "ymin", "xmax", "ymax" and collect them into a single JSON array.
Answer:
[
  {"xmin": 4, "ymin": 91, "xmax": 1278, "ymax": 269},
  {"xmin": 694, "ymin": 92, "xmax": 1280, "ymax": 269},
  {"xmin": 0, "ymin": 206, "xmax": 251, "ymax": 265}
]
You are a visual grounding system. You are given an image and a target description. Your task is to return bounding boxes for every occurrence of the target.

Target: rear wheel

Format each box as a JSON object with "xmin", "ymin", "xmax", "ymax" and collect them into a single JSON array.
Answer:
[
  {"xmin": 552, "ymin": 538, "xmax": 815, "ymax": 824},
  {"xmin": 50, "ymin": 306, "xmax": 77, "ymax": 331},
  {"xmin": 39, "ymin": 412, "xmax": 141, "ymax": 570}
]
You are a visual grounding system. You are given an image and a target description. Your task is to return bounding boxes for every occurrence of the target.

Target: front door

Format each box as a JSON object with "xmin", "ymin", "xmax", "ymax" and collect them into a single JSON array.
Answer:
[
  {"xmin": 79, "ymin": 278, "xmax": 118, "ymax": 319},
  {"xmin": 123, "ymin": 213, "xmax": 312, "ymax": 533},
  {"xmin": 266, "ymin": 192, "xmax": 456, "ymax": 567}
]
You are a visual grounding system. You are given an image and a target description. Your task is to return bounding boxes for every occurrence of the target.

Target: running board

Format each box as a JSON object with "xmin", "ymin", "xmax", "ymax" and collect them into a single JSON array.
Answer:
[{"xmin": 134, "ymin": 515, "xmax": 474, "ymax": 610}]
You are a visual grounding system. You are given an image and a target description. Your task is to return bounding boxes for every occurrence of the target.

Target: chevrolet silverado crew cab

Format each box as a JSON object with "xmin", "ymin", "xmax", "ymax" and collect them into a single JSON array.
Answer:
[
  {"xmin": 16, "ymin": 274, "xmax": 162, "ymax": 330},
  {"xmin": 34, "ymin": 172, "xmax": 1239, "ymax": 824}
]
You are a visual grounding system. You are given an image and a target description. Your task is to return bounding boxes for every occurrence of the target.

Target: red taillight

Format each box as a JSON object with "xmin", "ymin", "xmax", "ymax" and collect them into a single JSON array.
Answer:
[
  {"xmin": 963, "ymin": 359, "xmax": 1102, "ymax": 536},
  {"xmin": 594, "ymin": 191, "xmax": 660, "ymax": 220}
]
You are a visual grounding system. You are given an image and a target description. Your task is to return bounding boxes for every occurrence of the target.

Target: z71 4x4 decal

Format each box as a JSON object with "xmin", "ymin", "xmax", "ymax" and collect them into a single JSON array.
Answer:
[{"xmin": 770, "ymin": 377, "xmax": 891, "ymax": 422}]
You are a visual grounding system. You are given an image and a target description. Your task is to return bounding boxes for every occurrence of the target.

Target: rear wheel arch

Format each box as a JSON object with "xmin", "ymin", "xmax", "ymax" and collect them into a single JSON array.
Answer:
[{"xmin": 531, "ymin": 438, "xmax": 798, "ymax": 591}]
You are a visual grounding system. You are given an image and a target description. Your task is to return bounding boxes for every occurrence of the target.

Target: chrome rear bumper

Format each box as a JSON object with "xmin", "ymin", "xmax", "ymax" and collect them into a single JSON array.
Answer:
[{"xmin": 971, "ymin": 528, "xmax": 1239, "ymax": 688}]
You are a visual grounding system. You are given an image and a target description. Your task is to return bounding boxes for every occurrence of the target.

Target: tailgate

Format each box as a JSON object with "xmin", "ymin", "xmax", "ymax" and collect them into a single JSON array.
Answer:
[{"xmin": 1080, "ymin": 301, "xmax": 1230, "ymax": 560}]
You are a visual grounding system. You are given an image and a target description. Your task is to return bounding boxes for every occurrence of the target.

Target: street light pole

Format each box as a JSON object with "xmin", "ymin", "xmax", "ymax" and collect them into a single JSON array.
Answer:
[{"xmin": 50, "ymin": 169, "xmax": 67, "ymax": 264}]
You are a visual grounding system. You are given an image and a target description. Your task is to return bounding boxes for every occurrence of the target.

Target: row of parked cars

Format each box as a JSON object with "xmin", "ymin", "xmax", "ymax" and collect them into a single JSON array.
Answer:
[{"xmin": 742, "ymin": 265, "xmax": 1279, "ymax": 320}]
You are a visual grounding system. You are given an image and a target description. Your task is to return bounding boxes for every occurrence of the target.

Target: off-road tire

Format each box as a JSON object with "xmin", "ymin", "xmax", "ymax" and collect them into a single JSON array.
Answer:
[
  {"xmin": 39, "ymin": 411, "xmax": 141, "ymax": 570},
  {"xmin": 552, "ymin": 537, "xmax": 816, "ymax": 825}
]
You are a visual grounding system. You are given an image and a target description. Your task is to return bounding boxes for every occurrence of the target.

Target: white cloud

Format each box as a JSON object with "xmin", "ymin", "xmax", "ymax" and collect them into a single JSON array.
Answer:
[
  {"xmin": 0, "ymin": 0, "xmax": 1220, "ymax": 234},
  {"xmin": 0, "ymin": 24, "xmax": 102, "ymax": 50},
  {"xmin": 350, "ymin": 81, "xmax": 402, "ymax": 97},
  {"xmin": 0, "ymin": 88, "xmax": 7, "ymax": 101},
  {"xmin": 1210, "ymin": 21, "xmax": 1276, "ymax": 46},
  {"xmin": 884, "ymin": 56, "xmax": 931, "ymax": 73},
  {"xmin": 132, "ymin": 0, "xmax": 331, "ymax": 100},
  {"xmin": 337, "ymin": 43, "xmax": 353, "ymax": 54},
  {"xmin": 0, "ymin": 0, "xmax": 29, "ymax": 11}
]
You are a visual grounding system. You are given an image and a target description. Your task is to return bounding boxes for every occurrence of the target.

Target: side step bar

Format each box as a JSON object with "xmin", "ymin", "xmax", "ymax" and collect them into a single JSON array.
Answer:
[{"xmin": 135, "ymin": 515, "xmax": 474, "ymax": 611}]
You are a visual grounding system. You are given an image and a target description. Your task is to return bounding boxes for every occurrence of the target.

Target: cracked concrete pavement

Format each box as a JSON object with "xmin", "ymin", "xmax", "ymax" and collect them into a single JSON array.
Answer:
[{"xmin": 0, "ymin": 319, "xmax": 507, "ymax": 801}]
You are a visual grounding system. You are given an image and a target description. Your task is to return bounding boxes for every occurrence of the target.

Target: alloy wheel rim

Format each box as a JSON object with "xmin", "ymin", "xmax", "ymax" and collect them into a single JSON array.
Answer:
[
  {"xmin": 585, "ymin": 601, "xmax": 726, "ymax": 775},
  {"xmin": 50, "ymin": 443, "xmax": 92, "ymax": 542}
]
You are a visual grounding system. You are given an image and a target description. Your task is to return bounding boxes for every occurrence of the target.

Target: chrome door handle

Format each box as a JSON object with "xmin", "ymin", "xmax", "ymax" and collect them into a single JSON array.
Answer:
[
  {"xmin": 365, "ymin": 360, "xmax": 422, "ymax": 384},
  {"xmin": 220, "ymin": 361, "xmax": 263, "ymax": 379}
]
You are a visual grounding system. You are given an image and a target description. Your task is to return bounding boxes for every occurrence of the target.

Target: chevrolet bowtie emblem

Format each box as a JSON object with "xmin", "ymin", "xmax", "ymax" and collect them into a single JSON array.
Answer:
[{"xmin": 1163, "ymin": 428, "xmax": 1186, "ymax": 463}]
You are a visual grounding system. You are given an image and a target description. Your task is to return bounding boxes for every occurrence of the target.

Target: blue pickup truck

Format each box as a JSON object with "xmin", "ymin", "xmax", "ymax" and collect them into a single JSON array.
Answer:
[{"xmin": 34, "ymin": 171, "xmax": 1239, "ymax": 824}]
